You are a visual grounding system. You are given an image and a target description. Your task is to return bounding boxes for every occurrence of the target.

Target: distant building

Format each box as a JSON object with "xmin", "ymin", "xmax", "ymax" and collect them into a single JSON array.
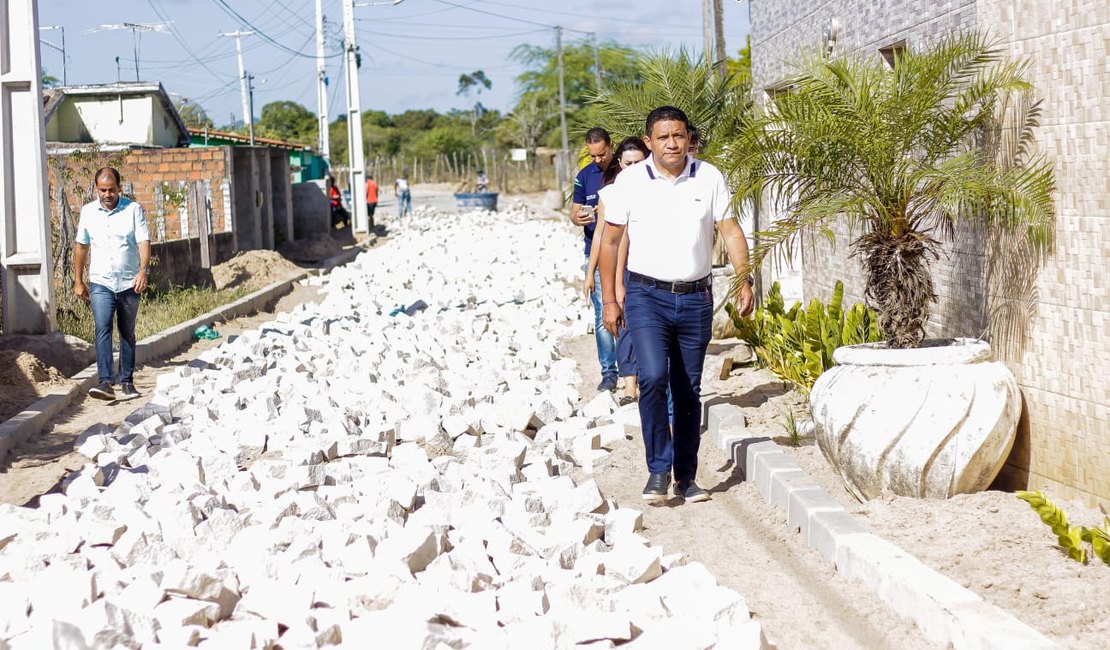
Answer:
[
  {"xmin": 43, "ymin": 82, "xmax": 188, "ymax": 151},
  {"xmin": 187, "ymin": 127, "xmax": 328, "ymax": 183},
  {"xmin": 749, "ymin": 0, "xmax": 1109, "ymax": 504}
]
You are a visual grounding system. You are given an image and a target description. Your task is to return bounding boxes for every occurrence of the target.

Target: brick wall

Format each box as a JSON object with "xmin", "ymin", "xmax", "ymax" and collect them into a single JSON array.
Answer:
[
  {"xmin": 47, "ymin": 146, "xmax": 236, "ymax": 290},
  {"xmin": 749, "ymin": 0, "xmax": 1110, "ymax": 503},
  {"xmin": 119, "ymin": 147, "xmax": 233, "ymax": 240}
]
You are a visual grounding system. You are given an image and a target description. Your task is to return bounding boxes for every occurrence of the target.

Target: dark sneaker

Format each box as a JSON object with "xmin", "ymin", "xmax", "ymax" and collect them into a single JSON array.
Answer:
[
  {"xmin": 675, "ymin": 480, "xmax": 710, "ymax": 503},
  {"xmin": 119, "ymin": 382, "xmax": 141, "ymax": 400},
  {"xmin": 642, "ymin": 472, "xmax": 670, "ymax": 502},
  {"xmin": 88, "ymin": 381, "xmax": 115, "ymax": 401},
  {"xmin": 597, "ymin": 375, "xmax": 618, "ymax": 392}
]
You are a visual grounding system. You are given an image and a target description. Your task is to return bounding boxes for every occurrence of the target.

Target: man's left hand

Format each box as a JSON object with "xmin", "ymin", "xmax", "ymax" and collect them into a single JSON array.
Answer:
[
  {"xmin": 133, "ymin": 270, "xmax": 148, "ymax": 294},
  {"xmin": 735, "ymin": 282, "xmax": 755, "ymax": 318}
]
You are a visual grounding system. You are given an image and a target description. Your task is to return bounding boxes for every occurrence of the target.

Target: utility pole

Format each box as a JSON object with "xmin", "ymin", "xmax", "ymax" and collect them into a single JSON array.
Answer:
[
  {"xmin": 342, "ymin": 0, "xmax": 368, "ymax": 234},
  {"xmin": 713, "ymin": 0, "xmax": 727, "ymax": 80},
  {"xmin": 590, "ymin": 32, "xmax": 601, "ymax": 92},
  {"xmin": 315, "ymin": 0, "xmax": 330, "ymax": 162},
  {"xmin": 556, "ymin": 25, "xmax": 569, "ymax": 197},
  {"xmin": 247, "ymin": 74, "xmax": 256, "ymax": 145},
  {"xmin": 702, "ymin": 0, "xmax": 713, "ymax": 62},
  {"xmin": 2, "ymin": 0, "xmax": 56, "ymax": 334},
  {"xmin": 219, "ymin": 30, "xmax": 254, "ymax": 130}
]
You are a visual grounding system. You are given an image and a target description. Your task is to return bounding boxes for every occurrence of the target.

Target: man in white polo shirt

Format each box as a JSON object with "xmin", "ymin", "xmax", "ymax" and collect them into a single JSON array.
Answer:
[
  {"xmin": 73, "ymin": 167, "xmax": 151, "ymax": 402},
  {"xmin": 598, "ymin": 106, "xmax": 755, "ymax": 503}
]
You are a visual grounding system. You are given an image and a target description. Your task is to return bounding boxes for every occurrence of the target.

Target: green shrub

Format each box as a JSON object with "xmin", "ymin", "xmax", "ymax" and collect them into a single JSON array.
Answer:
[
  {"xmin": 726, "ymin": 280, "xmax": 883, "ymax": 392},
  {"xmin": 1017, "ymin": 491, "xmax": 1110, "ymax": 566}
]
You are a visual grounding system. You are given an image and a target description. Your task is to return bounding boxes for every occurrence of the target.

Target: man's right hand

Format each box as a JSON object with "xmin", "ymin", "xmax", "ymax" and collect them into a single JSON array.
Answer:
[
  {"xmin": 602, "ymin": 301, "xmax": 623, "ymax": 336},
  {"xmin": 74, "ymin": 281, "xmax": 90, "ymax": 304},
  {"xmin": 570, "ymin": 207, "xmax": 594, "ymax": 227}
]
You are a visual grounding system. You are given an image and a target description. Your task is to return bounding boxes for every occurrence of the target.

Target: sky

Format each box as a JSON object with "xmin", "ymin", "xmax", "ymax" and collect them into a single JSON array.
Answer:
[{"xmin": 37, "ymin": 0, "xmax": 752, "ymax": 125}]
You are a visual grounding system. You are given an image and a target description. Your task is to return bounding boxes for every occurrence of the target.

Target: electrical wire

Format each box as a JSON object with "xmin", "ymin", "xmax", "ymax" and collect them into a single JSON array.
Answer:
[
  {"xmin": 473, "ymin": 0, "xmax": 701, "ymax": 32},
  {"xmin": 356, "ymin": 27, "xmax": 546, "ymax": 42},
  {"xmin": 210, "ymin": 0, "xmax": 344, "ymax": 59},
  {"xmin": 428, "ymin": 0, "xmax": 589, "ymax": 33}
]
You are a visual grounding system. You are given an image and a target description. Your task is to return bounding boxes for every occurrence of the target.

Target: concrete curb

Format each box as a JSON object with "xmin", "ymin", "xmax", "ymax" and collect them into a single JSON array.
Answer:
[
  {"xmin": 703, "ymin": 401, "xmax": 1058, "ymax": 650},
  {"xmin": 0, "ymin": 242, "xmax": 369, "ymax": 462}
]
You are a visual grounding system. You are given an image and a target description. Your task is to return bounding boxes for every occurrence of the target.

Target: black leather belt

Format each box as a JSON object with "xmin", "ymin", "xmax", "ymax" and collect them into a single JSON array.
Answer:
[{"xmin": 628, "ymin": 271, "xmax": 711, "ymax": 294}]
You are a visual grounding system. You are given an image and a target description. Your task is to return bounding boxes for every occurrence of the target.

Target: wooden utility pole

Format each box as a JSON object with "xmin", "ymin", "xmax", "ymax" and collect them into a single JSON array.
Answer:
[
  {"xmin": 590, "ymin": 32, "xmax": 602, "ymax": 92},
  {"xmin": 713, "ymin": 0, "xmax": 727, "ymax": 79},
  {"xmin": 556, "ymin": 25, "xmax": 569, "ymax": 197},
  {"xmin": 702, "ymin": 0, "xmax": 713, "ymax": 62}
]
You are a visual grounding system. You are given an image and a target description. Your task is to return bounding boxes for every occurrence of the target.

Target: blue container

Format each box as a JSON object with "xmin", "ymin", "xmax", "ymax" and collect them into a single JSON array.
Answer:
[{"xmin": 454, "ymin": 192, "xmax": 498, "ymax": 211}]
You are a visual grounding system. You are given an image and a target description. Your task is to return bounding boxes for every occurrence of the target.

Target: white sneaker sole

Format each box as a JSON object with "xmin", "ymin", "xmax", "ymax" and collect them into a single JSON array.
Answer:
[{"xmin": 88, "ymin": 389, "xmax": 115, "ymax": 401}]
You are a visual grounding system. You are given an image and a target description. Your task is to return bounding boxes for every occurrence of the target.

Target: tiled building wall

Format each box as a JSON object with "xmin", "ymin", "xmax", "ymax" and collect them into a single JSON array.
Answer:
[
  {"xmin": 976, "ymin": 0, "xmax": 1109, "ymax": 504},
  {"xmin": 749, "ymin": 0, "xmax": 1109, "ymax": 503}
]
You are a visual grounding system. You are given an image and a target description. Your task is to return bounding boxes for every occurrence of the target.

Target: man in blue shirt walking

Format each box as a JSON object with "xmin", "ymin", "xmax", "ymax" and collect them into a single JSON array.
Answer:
[
  {"xmin": 73, "ymin": 167, "xmax": 151, "ymax": 402},
  {"xmin": 570, "ymin": 127, "xmax": 617, "ymax": 392}
]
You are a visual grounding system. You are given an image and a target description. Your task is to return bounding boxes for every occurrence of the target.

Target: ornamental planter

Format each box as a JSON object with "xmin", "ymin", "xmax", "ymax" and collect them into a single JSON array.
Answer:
[{"xmin": 809, "ymin": 338, "xmax": 1020, "ymax": 501}]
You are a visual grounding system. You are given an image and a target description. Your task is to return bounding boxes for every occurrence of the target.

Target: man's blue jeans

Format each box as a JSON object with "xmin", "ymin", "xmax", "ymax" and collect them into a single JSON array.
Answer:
[
  {"xmin": 587, "ymin": 260, "xmax": 617, "ymax": 380},
  {"xmin": 623, "ymin": 279, "xmax": 712, "ymax": 481},
  {"xmin": 398, "ymin": 190, "xmax": 412, "ymax": 216},
  {"xmin": 90, "ymin": 283, "xmax": 140, "ymax": 384}
]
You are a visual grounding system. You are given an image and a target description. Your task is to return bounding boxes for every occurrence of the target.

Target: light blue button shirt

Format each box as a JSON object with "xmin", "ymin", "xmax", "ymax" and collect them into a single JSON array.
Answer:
[{"xmin": 75, "ymin": 197, "xmax": 151, "ymax": 293}]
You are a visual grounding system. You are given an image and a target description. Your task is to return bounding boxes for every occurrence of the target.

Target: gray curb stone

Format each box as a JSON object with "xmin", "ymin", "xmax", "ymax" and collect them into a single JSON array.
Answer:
[
  {"xmin": 0, "ymin": 242, "xmax": 369, "ymax": 462},
  {"xmin": 702, "ymin": 400, "xmax": 1058, "ymax": 650}
]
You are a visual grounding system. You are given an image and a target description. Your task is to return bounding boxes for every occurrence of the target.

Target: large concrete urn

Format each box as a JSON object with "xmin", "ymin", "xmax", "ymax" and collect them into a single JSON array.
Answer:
[{"xmin": 809, "ymin": 338, "xmax": 1020, "ymax": 501}]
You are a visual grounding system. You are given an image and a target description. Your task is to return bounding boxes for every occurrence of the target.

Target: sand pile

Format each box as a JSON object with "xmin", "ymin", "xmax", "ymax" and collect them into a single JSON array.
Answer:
[
  {"xmin": 211, "ymin": 250, "xmax": 301, "ymax": 292},
  {"xmin": 279, "ymin": 234, "xmax": 346, "ymax": 263},
  {"xmin": 0, "ymin": 350, "xmax": 70, "ymax": 423}
]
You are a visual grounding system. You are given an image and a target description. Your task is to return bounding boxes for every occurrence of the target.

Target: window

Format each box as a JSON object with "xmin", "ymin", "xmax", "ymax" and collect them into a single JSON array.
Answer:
[{"xmin": 880, "ymin": 40, "xmax": 907, "ymax": 69}]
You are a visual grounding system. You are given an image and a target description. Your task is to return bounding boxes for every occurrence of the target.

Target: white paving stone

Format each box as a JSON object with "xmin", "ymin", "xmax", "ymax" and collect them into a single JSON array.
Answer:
[{"xmin": 0, "ymin": 205, "xmax": 761, "ymax": 648}]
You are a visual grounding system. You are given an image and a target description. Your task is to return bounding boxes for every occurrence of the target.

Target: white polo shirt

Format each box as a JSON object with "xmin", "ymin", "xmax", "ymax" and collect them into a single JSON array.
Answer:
[
  {"xmin": 75, "ymin": 197, "xmax": 150, "ymax": 293},
  {"xmin": 602, "ymin": 154, "xmax": 731, "ymax": 282}
]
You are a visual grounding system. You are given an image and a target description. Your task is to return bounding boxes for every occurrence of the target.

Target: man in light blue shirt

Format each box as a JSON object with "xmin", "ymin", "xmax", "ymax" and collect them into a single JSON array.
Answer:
[{"xmin": 74, "ymin": 167, "xmax": 151, "ymax": 401}]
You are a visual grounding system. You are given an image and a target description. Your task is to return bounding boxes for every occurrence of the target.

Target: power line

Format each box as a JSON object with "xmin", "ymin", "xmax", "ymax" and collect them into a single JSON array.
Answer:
[
  {"xmin": 473, "ymin": 0, "xmax": 701, "ymax": 31},
  {"xmin": 356, "ymin": 27, "xmax": 547, "ymax": 42},
  {"xmin": 146, "ymin": 0, "xmax": 232, "ymax": 82},
  {"xmin": 428, "ymin": 0, "xmax": 591, "ymax": 34},
  {"xmin": 210, "ymin": 0, "xmax": 344, "ymax": 59}
]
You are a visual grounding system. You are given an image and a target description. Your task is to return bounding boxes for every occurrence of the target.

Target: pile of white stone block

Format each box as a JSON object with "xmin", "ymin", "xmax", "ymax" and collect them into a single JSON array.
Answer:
[{"xmin": 0, "ymin": 207, "xmax": 763, "ymax": 649}]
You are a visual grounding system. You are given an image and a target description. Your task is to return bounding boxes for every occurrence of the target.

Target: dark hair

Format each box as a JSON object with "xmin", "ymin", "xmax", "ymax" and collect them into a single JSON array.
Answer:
[
  {"xmin": 689, "ymin": 124, "xmax": 700, "ymax": 145},
  {"xmin": 584, "ymin": 127, "xmax": 611, "ymax": 145},
  {"xmin": 644, "ymin": 106, "xmax": 691, "ymax": 137},
  {"xmin": 94, "ymin": 167, "xmax": 121, "ymax": 186},
  {"xmin": 603, "ymin": 137, "xmax": 650, "ymax": 185}
]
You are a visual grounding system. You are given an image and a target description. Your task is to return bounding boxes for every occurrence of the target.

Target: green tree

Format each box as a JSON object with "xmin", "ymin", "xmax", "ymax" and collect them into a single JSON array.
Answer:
[
  {"xmin": 42, "ymin": 69, "xmax": 60, "ymax": 88},
  {"xmin": 586, "ymin": 48, "xmax": 750, "ymax": 162},
  {"xmin": 257, "ymin": 101, "xmax": 317, "ymax": 146},
  {"xmin": 174, "ymin": 99, "xmax": 214, "ymax": 129},
  {"xmin": 726, "ymin": 36, "xmax": 752, "ymax": 90},
  {"xmin": 725, "ymin": 32, "xmax": 1056, "ymax": 348},
  {"xmin": 510, "ymin": 39, "xmax": 638, "ymax": 148},
  {"xmin": 457, "ymin": 70, "xmax": 492, "ymax": 135},
  {"xmin": 408, "ymin": 124, "xmax": 478, "ymax": 160}
]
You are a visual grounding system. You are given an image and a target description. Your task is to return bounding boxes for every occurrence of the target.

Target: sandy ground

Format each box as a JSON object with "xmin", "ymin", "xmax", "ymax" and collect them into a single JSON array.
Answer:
[{"xmin": 3, "ymin": 190, "xmax": 1104, "ymax": 648}]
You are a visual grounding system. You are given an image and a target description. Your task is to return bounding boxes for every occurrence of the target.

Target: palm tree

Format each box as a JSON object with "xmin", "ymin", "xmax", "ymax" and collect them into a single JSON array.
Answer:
[
  {"xmin": 585, "ymin": 48, "xmax": 750, "ymax": 161},
  {"xmin": 725, "ymin": 32, "xmax": 1055, "ymax": 348}
]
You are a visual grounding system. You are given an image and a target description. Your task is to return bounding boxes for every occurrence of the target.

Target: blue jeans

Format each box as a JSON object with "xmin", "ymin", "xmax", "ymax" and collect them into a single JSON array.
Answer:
[
  {"xmin": 90, "ymin": 283, "xmax": 140, "ymax": 384},
  {"xmin": 624, "ymin": 279, "xmax": 712, "ymax": 481},
  {"xmin": 398, "ymin": 190, "xmax": 412, "ymax": 216},
  {"xmin": 587, "ymin": 260, "xmax": 617, "ymax": 380}
]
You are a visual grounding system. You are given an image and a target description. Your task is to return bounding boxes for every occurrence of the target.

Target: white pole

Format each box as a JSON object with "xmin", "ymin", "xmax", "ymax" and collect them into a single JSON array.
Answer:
[
  {"xmin": 343, "ymin": 0, "xmax": 368, "ymax": 233},
  {"xmin": 1, "ymin": 0, "xmax": 56, "ymax": 334},
  {"xmin": 315, "ymin": 0, "xmax": 330, "ymax": 162},
  {"xmin": 219, "ymin": 30, "xmax": 254, "ymax": 130}
]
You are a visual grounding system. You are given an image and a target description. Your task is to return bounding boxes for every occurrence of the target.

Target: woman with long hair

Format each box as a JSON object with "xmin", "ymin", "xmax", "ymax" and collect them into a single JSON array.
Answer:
[{"xmin": 584, "ymin": 136, "xmax": 650, "ymax": 402}]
